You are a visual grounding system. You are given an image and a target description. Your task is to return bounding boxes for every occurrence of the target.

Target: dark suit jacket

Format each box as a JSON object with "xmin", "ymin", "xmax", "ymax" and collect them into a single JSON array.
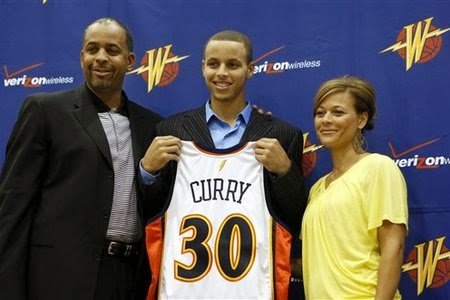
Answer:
[
  {"xmin": 0, "ymin": 84, "xmax": 161, "ymax": 300},
  {"xmin": 146, "ymin": 105, "xmax": 307, "ymax": 235}
]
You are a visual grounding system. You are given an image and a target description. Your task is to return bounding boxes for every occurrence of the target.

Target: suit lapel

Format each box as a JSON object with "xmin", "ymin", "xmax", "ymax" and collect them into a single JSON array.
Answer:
[
  {"xmin": 182, "ymin": 107, "xmax": 215, "ymax": 148},
  {"xmin": 72, "ymin": 85, "xmax": 113, "ymax": 168},
  {"xmin": 241, "ymin": 110, "xmax": 273, "ymax": 142}
]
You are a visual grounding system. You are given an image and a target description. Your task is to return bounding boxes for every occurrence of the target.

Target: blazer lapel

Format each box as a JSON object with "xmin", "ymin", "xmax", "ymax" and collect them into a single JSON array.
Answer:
[
  {"xmin": 182, "ymin": 107, "xmax": 215, "ymax": 148},
  {"xmin": 72, "ymin": 85, "xmax": 113, "ymax": 168},
  {"xmin": 241, "ymin": 110, "xmax": 273, "ymax": 142}
]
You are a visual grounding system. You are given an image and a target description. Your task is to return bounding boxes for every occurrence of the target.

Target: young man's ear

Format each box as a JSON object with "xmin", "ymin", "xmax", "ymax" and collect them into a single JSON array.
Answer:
[
  {"xmin": 201, "ymin": 59, "xmax": 206, "ymax": 77},
  {"xmin": 80, "ymin": 50, "xmax": 84, "ymax": 69},
  {"xmin": 247, "ymin": 62, "xmax": 255, "ymax": 78}
]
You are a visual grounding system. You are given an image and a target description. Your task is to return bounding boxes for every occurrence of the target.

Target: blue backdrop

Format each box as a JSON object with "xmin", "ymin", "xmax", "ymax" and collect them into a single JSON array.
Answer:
[{"xmin": 1, "ymin": 1, "xmax": 449, "ymax": 298}]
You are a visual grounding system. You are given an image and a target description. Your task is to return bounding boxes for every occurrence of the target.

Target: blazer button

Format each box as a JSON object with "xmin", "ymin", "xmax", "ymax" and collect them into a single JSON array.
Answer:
[
  {"xmin": 103, "ymin": 212, "xmax": 109, "ymax": 219},
  {"xmin": 94, "ymin": 254, "xmax": 100, "ymax": 262}
]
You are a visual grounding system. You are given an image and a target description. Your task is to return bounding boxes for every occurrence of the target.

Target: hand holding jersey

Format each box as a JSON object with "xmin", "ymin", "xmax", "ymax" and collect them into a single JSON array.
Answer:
[
  {"xmin": 141, "ymin": 135, "xmax": 182, "ymax": 173},
  {"xmin": 142, "ymin": 135, "xmax": 292, "ymax": 176},
  {"xmin": 253, "ymin": 137, "xmax": 292, "ymax": 176}
]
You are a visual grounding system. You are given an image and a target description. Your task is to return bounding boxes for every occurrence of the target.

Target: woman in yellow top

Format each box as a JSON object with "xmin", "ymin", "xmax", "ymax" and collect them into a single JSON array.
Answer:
[{"xmin": 301, "ymin": 76, "xmax": 408, "ymax": 299}]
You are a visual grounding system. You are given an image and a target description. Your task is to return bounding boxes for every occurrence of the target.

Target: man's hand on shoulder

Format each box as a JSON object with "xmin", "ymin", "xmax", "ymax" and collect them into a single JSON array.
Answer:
[
  {"xmin": 141, "ymin": 136, "xmax": 182, "ymax": 173},
  {"xmin": 253, "ymin": 138, "xmax": 291, "ymax": 176},
  {"xmin": 252, "ymin": 104, "xmax": 272, "ymax": 116}
]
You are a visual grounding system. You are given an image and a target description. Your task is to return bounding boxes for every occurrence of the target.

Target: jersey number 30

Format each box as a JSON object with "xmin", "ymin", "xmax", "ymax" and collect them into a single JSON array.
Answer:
[{"xmin": 174, "ymin": 213, "xmax": 256, "ymax": 282}]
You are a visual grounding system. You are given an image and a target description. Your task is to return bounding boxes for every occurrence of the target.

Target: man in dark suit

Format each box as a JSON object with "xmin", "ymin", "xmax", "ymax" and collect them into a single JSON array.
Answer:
[
  {"xmin": 0, "ymin": 18, "xmax": 161, "ymax": 299},
  {"xmin": 140, "ymin": 30, "xmax": 307, "ymax": 299}
]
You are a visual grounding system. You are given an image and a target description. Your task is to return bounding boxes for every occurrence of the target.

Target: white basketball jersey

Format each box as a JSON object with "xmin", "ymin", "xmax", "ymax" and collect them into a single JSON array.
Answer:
[{"xmin": 146, "ymin": 141, "xmax": 292, "ymax": 300}]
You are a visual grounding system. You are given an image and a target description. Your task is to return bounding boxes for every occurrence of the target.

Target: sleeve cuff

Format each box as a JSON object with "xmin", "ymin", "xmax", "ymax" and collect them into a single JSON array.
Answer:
[{"xmin": 139, "ymin": 159, "xmax": 159, "ymax": 185}]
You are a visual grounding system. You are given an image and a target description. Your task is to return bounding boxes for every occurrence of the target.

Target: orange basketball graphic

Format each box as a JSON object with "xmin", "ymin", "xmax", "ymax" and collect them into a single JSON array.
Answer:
[
  {"xmin": 396, "ymin": 24, "xmax": 443, "ymax": 63},
  {"xmin": 158, "ymin": 58, "xmax": 179, "ymax": 87},
  {"xmin": 432, "ymin": 255, "xmax": 450, "ymax": 288},
  {"xmin": 302, "ymin": 139, "xmax": 317, "ymax": 177}
]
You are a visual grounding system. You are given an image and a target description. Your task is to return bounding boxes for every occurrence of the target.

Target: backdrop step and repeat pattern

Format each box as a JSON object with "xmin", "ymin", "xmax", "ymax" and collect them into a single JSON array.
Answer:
[{"xmin": 0, "ymin": 1, "xmax": 449, "ymax": 299}]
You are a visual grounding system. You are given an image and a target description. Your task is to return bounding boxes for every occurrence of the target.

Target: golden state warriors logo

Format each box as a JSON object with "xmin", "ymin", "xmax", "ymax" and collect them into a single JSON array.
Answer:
[
  {"xmin": 402, "ymin": 236, "xmax": 450, "ymax": 295},
  {"xmin": 302, "ymin": 132, "xmax": 322, "ymax": 177},
  {"xmin": 380, "ymin": 17, "xmax": 450, "ymax": 71},
  {"xmin": 128, "ymin": 44, "xmax": 189, "ymax": 93}
]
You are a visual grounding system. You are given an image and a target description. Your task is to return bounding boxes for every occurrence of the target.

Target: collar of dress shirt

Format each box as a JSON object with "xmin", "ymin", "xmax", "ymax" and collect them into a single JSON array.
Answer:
[
  {"xmin": 86, "ymin": 83, "xmax": 129, "ymax": 116},
  {"xmin": 205, "ymin": 100, "xmax": 252, "ymax": 126}
]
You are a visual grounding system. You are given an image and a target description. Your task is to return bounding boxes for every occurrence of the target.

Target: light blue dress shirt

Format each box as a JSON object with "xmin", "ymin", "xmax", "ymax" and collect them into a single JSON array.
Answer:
[{"xmin": 205, "ymin": 101, "xmax": 252, "ymax": 149}]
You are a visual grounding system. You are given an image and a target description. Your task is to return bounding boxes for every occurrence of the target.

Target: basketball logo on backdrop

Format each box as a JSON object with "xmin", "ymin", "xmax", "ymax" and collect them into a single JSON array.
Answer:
[
  {"xmin": 302, "ymin": 132, "xmax": 322, "ymax": 176},
  {"xmin": 402, "ymin": 236, "xmax": 450, "ymax": 295},
  {"xmin": 128, "ymin": 44, "xmax": 189, "ymax": 93},
  {"xmin": 380, "ymin": 17, "xmax": 450, "ymax": 71}
]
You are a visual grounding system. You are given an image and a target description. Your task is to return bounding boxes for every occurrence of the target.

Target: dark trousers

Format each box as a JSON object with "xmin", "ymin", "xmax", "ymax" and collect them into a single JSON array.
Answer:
[{"xmin": 94, "ymin": 253, "xmax": 139, "ymax": 300}]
